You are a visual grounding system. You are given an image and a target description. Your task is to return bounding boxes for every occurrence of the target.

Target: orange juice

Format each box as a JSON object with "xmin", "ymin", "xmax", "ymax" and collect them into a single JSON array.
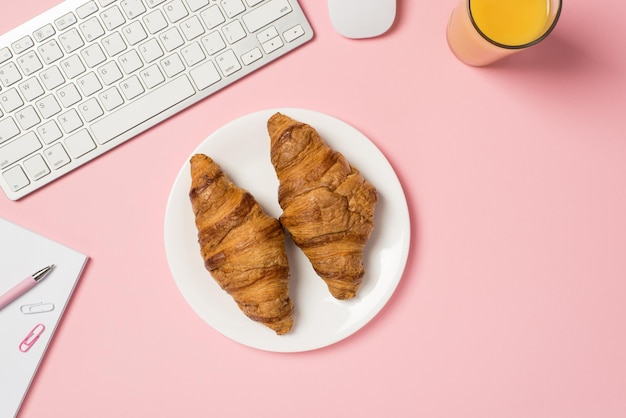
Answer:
[
  {"xmin": 470, "ymin": 0, "xmax": 552, "ymax": 47},
  {"xmin": 446, "ymin": 0, "xmax": 561, "ymax": 66}
]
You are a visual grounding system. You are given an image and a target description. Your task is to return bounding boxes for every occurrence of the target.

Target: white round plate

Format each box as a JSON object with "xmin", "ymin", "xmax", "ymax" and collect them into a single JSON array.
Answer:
[{"xmin": 164, "ymin": 108, "xmax": 410, "ymax": 352}]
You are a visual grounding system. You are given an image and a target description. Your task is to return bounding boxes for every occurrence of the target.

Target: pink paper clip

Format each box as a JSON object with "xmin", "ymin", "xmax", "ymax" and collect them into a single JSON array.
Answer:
[{"xmin": 19, "ymin": 323, "xmax": 46, "ymax": 353}]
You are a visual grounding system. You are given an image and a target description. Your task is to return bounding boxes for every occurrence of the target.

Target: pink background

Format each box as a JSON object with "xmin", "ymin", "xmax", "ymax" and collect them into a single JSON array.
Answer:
[{"xmin": 2, "ymin": 0, "xmax": 626, "ymax": 417}]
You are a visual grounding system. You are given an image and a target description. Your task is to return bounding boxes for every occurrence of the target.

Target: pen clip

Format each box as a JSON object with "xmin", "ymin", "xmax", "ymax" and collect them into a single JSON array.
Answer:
[{"xmin": 19, "ymin": 323, "xmax": 46, "ymax": 353}]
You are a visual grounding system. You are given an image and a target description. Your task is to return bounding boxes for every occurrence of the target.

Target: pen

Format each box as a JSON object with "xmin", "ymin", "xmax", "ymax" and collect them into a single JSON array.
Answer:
[{"xmin": 0, "ymin": 265, "xmax": 55, "ymax": 310}]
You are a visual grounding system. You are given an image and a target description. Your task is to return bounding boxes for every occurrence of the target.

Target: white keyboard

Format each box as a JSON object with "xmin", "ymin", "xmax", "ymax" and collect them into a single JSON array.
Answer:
[{"xmin": 0, "ymin": 0, "xmax": 313, "ymax": 200}]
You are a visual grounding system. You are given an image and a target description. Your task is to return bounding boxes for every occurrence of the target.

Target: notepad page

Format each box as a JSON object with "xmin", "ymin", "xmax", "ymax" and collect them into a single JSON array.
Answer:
[{"xmin": 0, "ymin": 217, "xmax": 88, "ymax": 418}]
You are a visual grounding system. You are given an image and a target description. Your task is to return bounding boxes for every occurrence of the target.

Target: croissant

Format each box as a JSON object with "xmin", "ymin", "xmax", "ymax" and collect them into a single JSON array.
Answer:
[
  {"xmin": 267, "ymin": 113, "xmax": 377, "ymax": 300},
  {"xmin": 189, "ymin": 154, "xmax": 293, "ymax": 335}
]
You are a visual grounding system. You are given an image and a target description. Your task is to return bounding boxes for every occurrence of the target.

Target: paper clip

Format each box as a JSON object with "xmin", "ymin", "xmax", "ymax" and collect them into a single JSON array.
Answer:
[
  {"xmin": 20, "ymin": 302, "xmax": 55, "ymax": 314},
  {"xmin": 19, "ymin": 323, "xmax": 46, "ymax": 353}
]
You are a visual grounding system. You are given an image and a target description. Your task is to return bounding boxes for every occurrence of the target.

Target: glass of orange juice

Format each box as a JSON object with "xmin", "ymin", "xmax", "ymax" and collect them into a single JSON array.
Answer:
[{"xmin": 447, "ymin": 0, "xmax": 562, "ymax": 66}]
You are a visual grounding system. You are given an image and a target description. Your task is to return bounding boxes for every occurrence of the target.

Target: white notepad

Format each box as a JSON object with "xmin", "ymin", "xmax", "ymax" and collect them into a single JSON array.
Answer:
[{"xmin": 0, "ymin": 217, "xmax": 88, "ymax": 418}]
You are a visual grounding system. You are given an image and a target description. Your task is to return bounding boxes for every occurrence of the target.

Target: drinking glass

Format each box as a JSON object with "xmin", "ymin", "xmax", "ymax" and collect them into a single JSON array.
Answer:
[{"xmin": 447, "ymin": 0, "xmax": 562, "ymax": 66}]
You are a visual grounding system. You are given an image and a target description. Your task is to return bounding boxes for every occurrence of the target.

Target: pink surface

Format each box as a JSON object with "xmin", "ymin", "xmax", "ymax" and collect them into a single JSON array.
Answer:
[{"xmin": 2, "ymin": 0, "xmax": 626, "ymax": 417}]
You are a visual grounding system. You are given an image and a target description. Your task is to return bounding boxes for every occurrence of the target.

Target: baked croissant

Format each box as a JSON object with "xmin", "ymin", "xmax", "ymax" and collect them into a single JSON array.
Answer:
[
  {"xmin": 189, "ymin": 153, "xmax": 293, "ymax": 334},
  {"xmin": 267, "ymin": 113, "xmax": 377, "ymax": 300}
]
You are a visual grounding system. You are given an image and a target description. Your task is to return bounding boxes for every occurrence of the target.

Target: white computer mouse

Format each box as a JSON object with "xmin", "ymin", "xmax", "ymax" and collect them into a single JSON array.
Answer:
[{"xmin": 327, "ymin": 0, "xmax": 397, "ymax": 39}]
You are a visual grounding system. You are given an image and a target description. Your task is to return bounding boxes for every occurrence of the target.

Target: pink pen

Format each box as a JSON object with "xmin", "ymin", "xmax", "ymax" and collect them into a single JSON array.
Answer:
[{"xmin": 0, "ymin": 265, "xmax": 55, "ymax": 310}]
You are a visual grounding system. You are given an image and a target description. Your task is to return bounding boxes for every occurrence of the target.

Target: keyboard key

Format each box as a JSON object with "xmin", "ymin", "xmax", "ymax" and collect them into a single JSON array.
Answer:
[
  {"xmin": 241, "ymin": 47, "xmax": 262, "ymax": 65},
  {"xmin": 180, "ymin": 42, "xmax": 205, "ymax": 66},
  {"xmin": 77, "ymin": 72, "xmax": 103, "ymax": 96},
  {"xmin": 19, "ymin": 77, "xmax": 45, "ymax": 101},
  {"xmin": 121, "ymin": 0, "xmax": 148, "ymax": 19},
  {"xmin": 2, "ymin": 165, "xmax": 30, "ymax": 191},
  {"xmin": 159, "ymin": 27, "xmax": 185, "ymax": 51},
  {"xmin": 97, "ymin": 61, "xmax": 124, "ymax": 85},
  {"xmin": 0, "ymin": 62, "xmax": 23, "ymax": 87},
  {"xmin": 15, "ymin": 106, "xmax": 41, "ymax": 130},
  {"xmin": 59, "ymin": 29, "xmax": 85, "ymax": 53},
  {"xmin": 0, "ymin": 88, "xmax": 24, "ymax": 113},
  {"xmin": 79, "ymin": 17, "xmax": 106, "ymax": 42},
  {"xmin": 180, "ymin": 16, "xmax": 205, "ymax": 40},
  {"xmin": 11, "ymin": 36, "xmax": 35, "ymax": 54},
  {"xmin": 242, "ymin": 0, "xmax": 292, "ymax": 33},
  {"xmin": 37, "ymin": 120, "xmax": 64, "ymax": 144},
  {"xmin": 200, "ymin": 5, "xmax": 225, "ymax": 29},
  {"xmin": 139, "ymin": 65, "xmax": 165, "ymax": 88},
  {"xmin": 40, "ymin": 66, "xmax": 65, "ymax": 90},
  {"xmin": 120, "ymin": 75, "xmax": 144, "ymax": 99},
  {"xmin": 38, "ymin": 39, "xmax": 65, "ymax": 65},
  {"xmin": 102, "ymin": 32, "xmax": 128, "ymax": 56},
  {"xmin": 189, "ymin": 60, "xmax": 220, "ymax": 90},
  {"xmin": 257, "ymin": 26, "xmax": 279, "ymax": 43},
  {"xmin": 23, "ymin": 153, "xmax": 51, "ymax": 180},
  {"xmin": 261, "ymin": 36, "xmax": 283, "ymax": 54},
  {"xmin": 122, "ymin": 21, "xmax": 148, "ymax": 45},
  {"xmin": 44, "ymin": 143, "xmax": 71, "ymax": 169},
  {"xmin": 77, "ymin": 1, "xmax": 99, "ymax": 19},
  {"xmin": 54, "ymin": 12, "xmax": 78, "ymax": 31},
  {"xmin": 160, "ymin": 53, "xmax": 185, "ymax": 77},
  {"xmin": 101, "ymin": 6, "xmax": 127, "ymax": 31},
  {"xmin": 58, "ymin": 108, "xmax": 84, "ymax": 133},
  {"xmin": 0, "ymin": 131, "xmax": 41, "ymax": 170},
  {"xmin": 97, "ymin": 0, "xmax": 118, "ymax": 7},
  {"xmin": 215, "ymin": 49, "xmax": 241, "ymax": 76},
  {"xmin": 16, "ymin": 52, "xmax": 44, "ymax": 76},
  {"xmin": 81, "ymin": 44, "xmax": 107, "ymax": 67},
  {"xmin": 221, "ymin": 0, "xmax": 245, "ymax": 18},
  {"xmin": 60, "ymin": 54, "xmax": 86, "ymax": 79},
  {"xmin": 202, "ymin": 31, "xmax": 226, "ymax": 55},
  {"xmin": 118, "ymin": 50, "xmax": 143, "ymax": 73},
  {"xmin": 146, "ymin": 0, "xmax": 167, "ymax": 7},
  {"xmin": 222, "ymin": 20, "xmax": 246, "ymax": 44},
  {"xmin": 0, "ymin": 48, "xmax": 12, "ymax": 65},
  {"xmin": 184, "ymin": 0, "xmax": 209, "ymax": 12},
  {"xmin": 245, "ymin": 0, "xmax": 265, "ymax": 6},
  {"xmin": 91, "ymin": 75, "xmax": 195, "ymax": 144},
  {"xmin": 163, "ymin": 0, "xmax": 189, "ymax": 23},
  {"xmin": 33, "ymin": 24, "xmax": 56, "ymax": 43},
  {"xmin": 36, "ymin": 95, "xmax": 62, "ymax": 119},
  {"xmin": 98, "ymin": 86, "xmax": 124, "ymax": 110},
  {"xmin": 0, "ymin": 117, "xmax": 20, "ymax": 143},
  {"xmin": 64, "ymin": 129, "xmax": 96, "ymax": 158},
  {"xmin": 143, "ymin": 10, "xmax": 168, "ymax": 34},
  {"xmin": 78, "ymin": 98, "xmax": 104, "ymax": 122},
  {"xmin": 284, "ymin": 24, "xmax": 305, "ymax": 42},
  {"xmin": 138, "ymin": 38, "xmax": 164, "ymax": 62},
  {"xmin": 57, "ymin": 83, "xmax": 82, "ymax": 107}
]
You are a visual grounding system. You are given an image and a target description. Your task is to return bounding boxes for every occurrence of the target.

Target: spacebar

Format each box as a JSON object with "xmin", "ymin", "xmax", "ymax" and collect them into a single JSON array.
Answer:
[{"xmin": 91, "ymin": 75, "xmax": 196, "ymax": 145}]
